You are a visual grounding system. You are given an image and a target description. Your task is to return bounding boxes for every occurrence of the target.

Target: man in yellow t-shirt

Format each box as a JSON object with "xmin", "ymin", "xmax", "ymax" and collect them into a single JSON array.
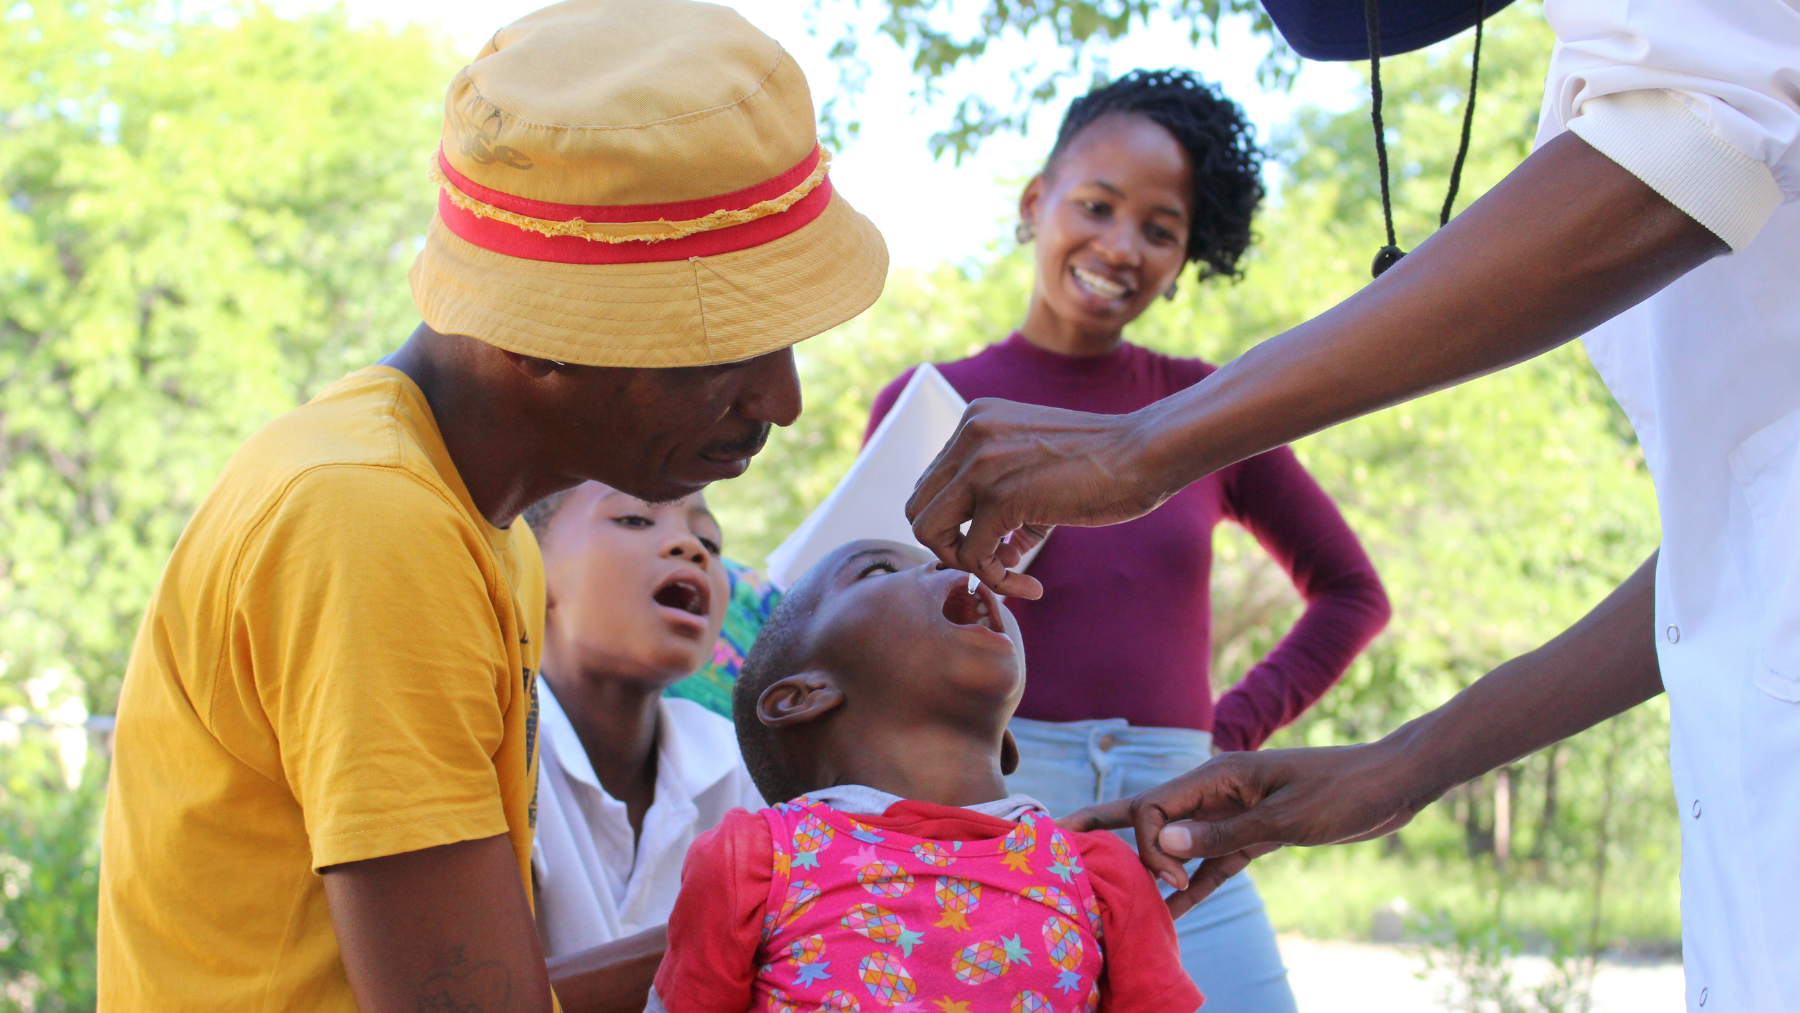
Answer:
[{"xmin": 95, "ymin": 2, "xmax": 886, "ymax": 1010}]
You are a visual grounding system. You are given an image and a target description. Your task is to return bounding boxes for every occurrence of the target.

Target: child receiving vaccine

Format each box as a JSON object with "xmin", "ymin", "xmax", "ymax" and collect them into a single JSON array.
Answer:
[{"xmin": 648, "ymin": 540, "xmax": 1202, "ymax": 1013}]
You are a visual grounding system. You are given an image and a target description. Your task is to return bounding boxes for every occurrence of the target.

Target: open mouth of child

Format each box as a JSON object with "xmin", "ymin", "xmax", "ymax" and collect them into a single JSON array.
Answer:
[
  {"xmin": 940, "ymin": 577, "xmax": 1007, "ymax": 637},
  {"xmin": 652, "ymin": 574, "xmax": 711, "ymax": 631}
]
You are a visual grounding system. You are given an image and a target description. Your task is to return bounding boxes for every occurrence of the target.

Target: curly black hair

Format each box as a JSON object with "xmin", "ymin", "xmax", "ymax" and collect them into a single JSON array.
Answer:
[{"xmin": 1047, "ymin": 68, "xmax": 1264, "ymax": 282}]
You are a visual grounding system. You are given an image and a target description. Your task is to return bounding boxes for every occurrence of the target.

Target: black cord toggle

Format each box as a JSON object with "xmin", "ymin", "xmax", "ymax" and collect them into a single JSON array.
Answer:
[{"xmin": 1363, "ymin": 0, "xmax": 1485, "ymax": 279}]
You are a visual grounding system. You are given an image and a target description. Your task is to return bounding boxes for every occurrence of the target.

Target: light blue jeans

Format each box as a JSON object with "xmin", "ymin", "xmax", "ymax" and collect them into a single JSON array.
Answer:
[{"xmin": 1006, "ymin": 717, "xmax": 1299, "ymax": 1013}]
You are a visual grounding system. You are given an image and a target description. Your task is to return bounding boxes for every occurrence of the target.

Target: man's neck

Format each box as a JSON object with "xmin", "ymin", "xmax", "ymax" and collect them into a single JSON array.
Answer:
[
  {"xmin": 381, "ymin": 325, "xmax": 563, "ymax": 529},
  {"xmin": 544, "ymin": 669, "xmax": 663, "ymax": 842}
]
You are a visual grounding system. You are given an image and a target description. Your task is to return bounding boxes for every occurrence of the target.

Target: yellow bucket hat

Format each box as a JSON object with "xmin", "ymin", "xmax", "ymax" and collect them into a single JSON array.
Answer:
[{"xmin": 409, "ymin": 0, "xmax": 888, "ymax": 367}]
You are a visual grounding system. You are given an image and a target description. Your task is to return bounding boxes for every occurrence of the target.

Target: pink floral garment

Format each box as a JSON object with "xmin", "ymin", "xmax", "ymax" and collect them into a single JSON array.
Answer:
[{"xmin": 755, "ymin": 797, "xmax": 1106, "ymax": 1013}]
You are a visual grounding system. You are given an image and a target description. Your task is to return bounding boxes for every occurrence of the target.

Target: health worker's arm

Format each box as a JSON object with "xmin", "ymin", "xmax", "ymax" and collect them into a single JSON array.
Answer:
[
  {"xmin": 324, "ymin": 834, "xmax": 556, "ymax": 1013},
  {"xmin": 1066, "ymin": 551, "xmax": 1663, "ymax": 917},
  {"xmin": 905, "ymin": 132, "xmax": 1723, "ymax": 598}
]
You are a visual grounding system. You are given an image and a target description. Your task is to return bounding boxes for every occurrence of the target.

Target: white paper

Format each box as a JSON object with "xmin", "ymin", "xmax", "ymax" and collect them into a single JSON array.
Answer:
[{"xmin": 764, "ymin": 364, "xmax": 1045, "ymax": 590}]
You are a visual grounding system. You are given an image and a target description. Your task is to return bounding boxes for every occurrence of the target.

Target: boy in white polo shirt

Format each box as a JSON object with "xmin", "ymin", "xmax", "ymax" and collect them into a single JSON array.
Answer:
[{"xmin": 522, "ymin": 481, "xmax": 764, "ymax": 1011}]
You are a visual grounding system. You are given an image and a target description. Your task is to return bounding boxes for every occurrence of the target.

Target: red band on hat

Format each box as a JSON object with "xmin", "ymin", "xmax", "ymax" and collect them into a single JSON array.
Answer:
[{"xmin": 436, "ymin": 147, "xmax": 832, "ymax": 264}]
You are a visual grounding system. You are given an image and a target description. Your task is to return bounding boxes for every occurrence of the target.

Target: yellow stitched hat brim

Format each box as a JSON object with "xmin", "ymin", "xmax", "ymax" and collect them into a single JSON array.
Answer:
[{"xmin": 408, "ymin": 190, "xmax": 888, "ymax": 367}]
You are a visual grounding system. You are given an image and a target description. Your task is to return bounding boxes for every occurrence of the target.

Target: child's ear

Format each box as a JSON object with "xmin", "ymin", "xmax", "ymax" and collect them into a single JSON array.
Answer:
[
  {"xmin": 756, "ymin": 671, "xmax": 845, "ymax": 729},
  {"xmin": 1000, "ymin": 728, "xmax": 1020, "ymax": 777}
]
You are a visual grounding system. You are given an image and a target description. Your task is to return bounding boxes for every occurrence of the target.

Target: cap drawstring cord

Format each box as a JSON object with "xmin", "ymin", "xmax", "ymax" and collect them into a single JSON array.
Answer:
[
  {"xmin": 1364, "ymin": 0, "xmax": 1486, "ymax": 278},
  {"xmin": 1365, "ymin": 0, "xmax": 1402, "ymax": 277},
  {"xmin": 1439, "ymin": 0, "xmax": 1486, "ymax": 229}
]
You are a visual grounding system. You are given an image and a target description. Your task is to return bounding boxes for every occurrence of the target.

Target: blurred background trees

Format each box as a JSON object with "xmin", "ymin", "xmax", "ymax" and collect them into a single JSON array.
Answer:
[
  {"xmin": 2, "ymin": 3, "xmax": 449, "ymax": 1006},
  {"xmin": 3, "ymin": 1, "xmax": 1675, "ymax": 1008}
]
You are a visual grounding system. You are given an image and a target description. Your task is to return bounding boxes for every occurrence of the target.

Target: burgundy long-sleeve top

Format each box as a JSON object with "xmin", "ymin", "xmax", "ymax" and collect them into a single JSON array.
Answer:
[{"xmin": 866, "ymin": 333, "xmax": 1391, "ymax": 750}]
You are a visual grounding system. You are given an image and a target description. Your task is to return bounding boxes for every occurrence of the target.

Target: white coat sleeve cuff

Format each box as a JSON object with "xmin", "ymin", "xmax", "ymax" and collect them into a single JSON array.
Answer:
[
  {"xmin": 644, "ymin": 985, "xmax": 669, "ymax": 1013},
  {"xmin": 1569, "ymin": 89, "xmax": 1784, "ymax": 252}
]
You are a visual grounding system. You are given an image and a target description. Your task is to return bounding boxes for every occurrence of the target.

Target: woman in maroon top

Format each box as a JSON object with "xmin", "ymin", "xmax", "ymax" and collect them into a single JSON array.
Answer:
[{"xmin": 866, "ymin": 71, "xmax": 1390, "ymax": 1012}]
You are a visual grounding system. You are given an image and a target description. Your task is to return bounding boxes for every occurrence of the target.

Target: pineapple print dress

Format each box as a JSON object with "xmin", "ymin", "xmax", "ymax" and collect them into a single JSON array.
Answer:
[{"xmin": 754, "ymin": 796, "xmax": 1106, "ymax": 1013}]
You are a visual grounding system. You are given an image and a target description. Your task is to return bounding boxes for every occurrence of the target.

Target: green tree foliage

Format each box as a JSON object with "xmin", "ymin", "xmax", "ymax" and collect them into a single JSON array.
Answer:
[
  {"xmin": 2, "ymin": 0, "xmax": 451, "ymax": 718},
  {"xmin": 0, "ymin": 755, "xmax": 104, "ymax": 1012},
  {"xmin": 1, "ymin": 2, "xmax": 450, "ymax": 1006},
  {"xmin": 809, "ymin": 0, "xmax": 1291, "ymax": 157}
]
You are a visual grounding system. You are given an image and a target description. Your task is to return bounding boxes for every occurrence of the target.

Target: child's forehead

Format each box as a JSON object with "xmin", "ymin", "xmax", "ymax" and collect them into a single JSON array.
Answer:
[
  {"xmin": 823, "ymin": 539, "xmax": 932, "ymax": 575},
  {"xmin": 591, "ymin": 485, "xmax": 713, "ymax": 520},
  {"xmin": 783, "ymin": 542, "xmax": 935, "ymax": 625}
]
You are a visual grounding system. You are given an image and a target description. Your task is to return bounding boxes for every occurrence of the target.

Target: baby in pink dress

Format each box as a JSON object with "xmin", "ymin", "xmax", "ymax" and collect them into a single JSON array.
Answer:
[{"xmin": 650, "ymin": 540, "xmax": 1202, "ymax": 1013}]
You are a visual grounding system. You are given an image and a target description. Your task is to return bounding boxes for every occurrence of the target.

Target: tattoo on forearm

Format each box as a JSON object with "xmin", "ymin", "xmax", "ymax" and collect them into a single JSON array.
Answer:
[{"xmin": 413, "ymin": 945, "xmax": 513, "ymax": 1012}]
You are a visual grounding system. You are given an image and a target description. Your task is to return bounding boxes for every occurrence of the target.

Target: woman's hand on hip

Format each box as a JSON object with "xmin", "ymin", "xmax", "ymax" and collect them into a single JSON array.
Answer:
[{"xmin": 905, "ymin": 398, "xmax": 1166, "ymax": 598}]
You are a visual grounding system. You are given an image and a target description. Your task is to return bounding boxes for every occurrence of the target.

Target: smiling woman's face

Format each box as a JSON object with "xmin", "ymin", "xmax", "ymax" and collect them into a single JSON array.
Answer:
[
  {"xmin": 538, "ymin": 482, "xmax": 730, "ymax": 687},
  {"xmin": 1021, "ymin": 113, "xmax": 1193, "ymax": 340}
]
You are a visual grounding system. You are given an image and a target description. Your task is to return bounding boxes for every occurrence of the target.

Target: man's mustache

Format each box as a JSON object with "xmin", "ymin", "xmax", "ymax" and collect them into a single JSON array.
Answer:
[{"xmin": 703, "ymin": 422, "xmax": 771, "ymax": 460}]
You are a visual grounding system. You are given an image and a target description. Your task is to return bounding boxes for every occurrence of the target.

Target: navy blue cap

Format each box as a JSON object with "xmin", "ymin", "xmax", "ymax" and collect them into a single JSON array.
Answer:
[{"xmin": 1261, "ymin": 0, "xmax": 1515, "ymax": 61}]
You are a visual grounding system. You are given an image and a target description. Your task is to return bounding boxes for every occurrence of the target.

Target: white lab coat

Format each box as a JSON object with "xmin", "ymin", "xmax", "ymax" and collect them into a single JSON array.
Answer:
[
  {"xmin": 530, "ymin": 680, "xmax": 766, "ymax": 959},
  {"xmin": 1536, "ymin": 1, "xmax": 1800, "ymax": 1009}
]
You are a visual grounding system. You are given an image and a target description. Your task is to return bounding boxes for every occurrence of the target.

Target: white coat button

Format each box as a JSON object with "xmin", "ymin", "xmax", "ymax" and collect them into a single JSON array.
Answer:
[
  {"xmin": 1666, "ymin": 625, "xmax": 1680, "ymax": 643},
  {"xmin": 1692, "ymin": 799, "xmax": 1702, "ymax": 819}
]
